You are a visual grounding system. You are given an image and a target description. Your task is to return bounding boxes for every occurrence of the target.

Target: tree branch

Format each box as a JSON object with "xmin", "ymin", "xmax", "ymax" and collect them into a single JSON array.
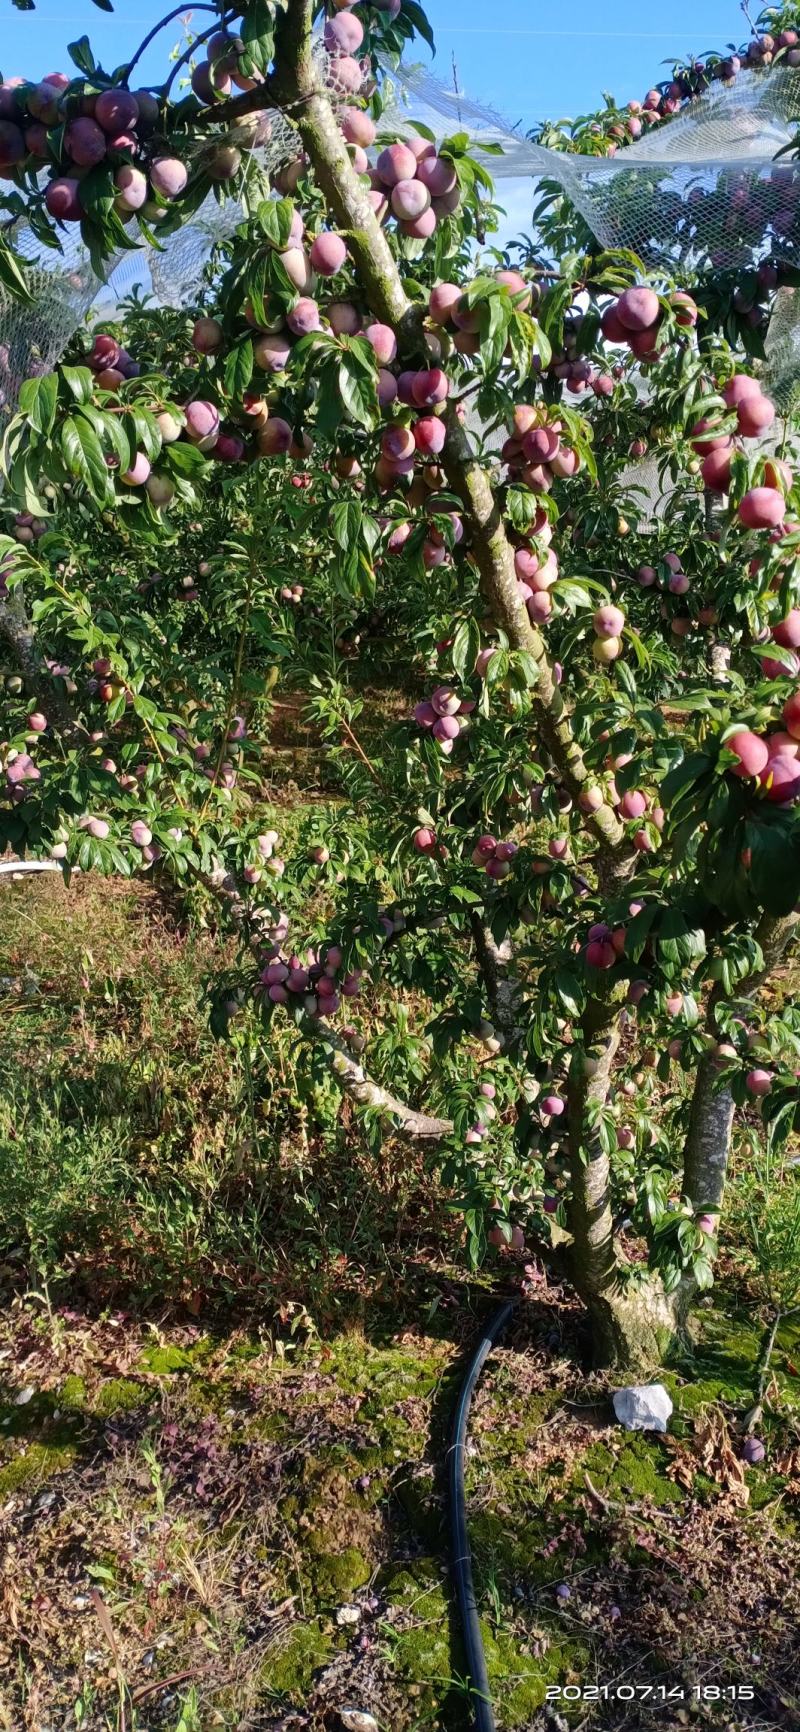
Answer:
[
  {"xmin": 123, "ymin": 3, "xmax": 220, "ymax": 88},
  {"xmin": 202, "ymin": 862, "xmax": 453, "ymax": 1140},
  {"xmin": 267, "ymin": 1, "xmax": 630, "ymax": 887},
  {"xmin": 469, "ymin": 912, "xmax": 522, "ymax": 1044}
]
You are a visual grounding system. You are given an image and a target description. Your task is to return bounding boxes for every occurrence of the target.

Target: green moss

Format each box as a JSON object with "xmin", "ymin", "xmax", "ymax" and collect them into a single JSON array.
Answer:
[
  {"xmin": 93, "ymin": 1377, "xmax": 148, "ymax": 1417},
  {"xmin": 59, "ymin": 1374, "xmax": 88, "ymax": 1411},
  {"xmin": 583, "ymin": 1436, "xmax": 682, "ymax": 1506},
  {"xmin": 0, "ymin": 1441, "xmax": 76, "ymax": 1497},
  {"xmin": 310, "ymin": 1545, "xmax": 371, "ymax": 1600},
  {"xmin": 485, "ymin": 1624, "xmax": 588, "ymax": 1728},
  {"xmin": 667, "ymin": 1373, "xmax": 744, "ymax": 1417},
  {"xmin": 384, "ymin": 1561, "xmax": 452, "ymax": 1684},
  {"xmin": 394, "ymin": 1468, "xmax": 442, "ymax": 1545},
  {"xmin": 324, "ymin": 1337, "xmax": 448, "ymax": 1409},
  {"xmin": 261, "ymin": 1619, "xmax": 333, "ymax": 1700},
  {"xmin": 383, "ymin": 1559, "xmax": 583, "ymax": 1728},
  {"xmin": 139, "ymin": 1343, "xmax": 195, "ymax": 1375}
]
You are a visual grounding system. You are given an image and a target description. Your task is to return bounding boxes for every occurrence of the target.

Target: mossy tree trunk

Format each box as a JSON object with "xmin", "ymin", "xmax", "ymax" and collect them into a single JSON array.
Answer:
[
  {"xmin": 682, "ymin": 913, "xmax": 798, "ymax": 1220},
  {"xmin": 565, "ymin": 996, "xmax": 682, "ymax": 1372}
]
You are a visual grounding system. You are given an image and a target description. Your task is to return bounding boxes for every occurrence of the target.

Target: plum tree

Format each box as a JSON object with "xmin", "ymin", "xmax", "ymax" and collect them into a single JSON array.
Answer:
[{"xmin": 3, "ymin": 0, "xmax": 800, "ymax": 1376}]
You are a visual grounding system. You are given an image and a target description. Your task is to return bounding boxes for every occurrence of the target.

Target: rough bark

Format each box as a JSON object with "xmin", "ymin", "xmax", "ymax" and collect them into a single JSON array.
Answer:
[
  {"xmin": 682, "ymin": 911, "xmax": 799, "ymax": 1216},
  {"xmin": 469, "ymin": 914, "xmax": 522, "ymax": 1044},
  {"xmin": 682, "ymin": 1054, "xmax": 736, "ymax": 1215},
  {"xmin": 564, "ymin": 990, "xmax": 686, "ymax": 1370},
  {"xmin": 566, "ymin": 1013, "xmax": 621, "ymax": 1308}
]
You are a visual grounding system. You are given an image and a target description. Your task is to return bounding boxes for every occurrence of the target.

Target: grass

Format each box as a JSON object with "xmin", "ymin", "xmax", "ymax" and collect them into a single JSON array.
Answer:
[
  {"xmin": 0, "ymin": 868, "xmax": 456, "ymax": 1323},
  {"xmin": 2, "ymin": 872, "xmax": 800, "ymax": 1730}
]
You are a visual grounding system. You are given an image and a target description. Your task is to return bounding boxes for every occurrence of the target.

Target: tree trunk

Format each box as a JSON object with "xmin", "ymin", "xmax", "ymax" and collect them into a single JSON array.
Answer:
[
  {"xmin": 582, "ymin": 1277, "xmax": 682, "ymax": 1374},
  {"xmin": 564, "ymin": 1000, "xmax": 680, "ymax": 1371},
  {"xmin": 682, "ymin": 1052, "xmax": 735, "ymax": 1214},
  {"xmin": 269, "ymin": 2, "xmax": 630, "ymax": 888},
  {"xmin": 682, "ymin": 912, "xmax": 798, "ymax": 1222}
]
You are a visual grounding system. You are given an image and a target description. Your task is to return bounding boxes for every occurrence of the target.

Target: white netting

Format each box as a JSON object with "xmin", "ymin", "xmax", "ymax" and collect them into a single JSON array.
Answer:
[
  {"xmin": 389, "ymin": 61, "xmax": 800, "ymax": 272},
  {"xmin": 763, "ymin": 285, "xmax": 800, "ymax": 412},
  {"xmin": 3, "ymin": 52, "xmax": 800, "ymax": 418}
]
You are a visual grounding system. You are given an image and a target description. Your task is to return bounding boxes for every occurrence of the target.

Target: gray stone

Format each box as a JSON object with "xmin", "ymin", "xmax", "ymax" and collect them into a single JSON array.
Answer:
[{"xmin": 612, "ymin": 1383, "xmax": 673, "ymax": 1433}]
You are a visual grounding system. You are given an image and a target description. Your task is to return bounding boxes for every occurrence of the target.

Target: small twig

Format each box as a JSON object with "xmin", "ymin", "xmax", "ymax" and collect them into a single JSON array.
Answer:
[
  {"xmin": 123, "ymin": 4, "xmax": 219, "ymax": 88},
  {"xmin": 756, "ymin": 1308, "xmax": 782, "ymax": 1402},
  {"xmin": 162, "ymin": 10, "xmax": 238, "ymax": 99},
  {"xmin": 131, "ymin": 1668, "xmax": 197, "ymax": 1705},
  {"xmin": 583, "ymin": 1470, "xmax": 613, "ymax": 1514},
  {"xmin": 339, "ymin": 716, "xmax": 381, "ymax": 782}
]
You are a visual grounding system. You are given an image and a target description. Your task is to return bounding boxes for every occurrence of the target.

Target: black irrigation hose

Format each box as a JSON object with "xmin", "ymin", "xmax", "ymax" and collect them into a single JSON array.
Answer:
[{"xmin": 447, "ymin": 1298, "xmax": 518, "ymax": 1732}]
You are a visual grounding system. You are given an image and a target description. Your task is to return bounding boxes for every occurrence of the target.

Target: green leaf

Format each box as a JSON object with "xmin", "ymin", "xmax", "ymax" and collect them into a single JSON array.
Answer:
[
  {"xmin": 224, "ymin": 339, "xmax": 255, "ymax": 399},
  {"xmin": 129, "ymin": 407, "xmax": 163, "ymax": 464},
  {"xmin": 555, "ymin": 968, "xmax": 584, "ymax": 1018},
  {"xmin": 165, "ymin": 442, "xmax": 208, "ymax": 475},
  {"xmin": 338, "ymin": 352, "xmax": 378, "ymax": 429},
  {"xmin": 505, "ymin": 485, "xmax": 541, "ymax": 532},
  {"xmin": 451, "ymin": 617, "xmax": 481, "ymax": 681},
  {"xmin": 402, "ymin": 0, "xmax": 435, "ymax": 50},
  {"xmin": 257, "ymin": 199, "xmax": 297, "ymax": 251},
  {"xmin": 61, "ymin": 414, "xmax": 113, "ymax": 503},
  {"xmin": 18, "ymin": 372, "xmax": 57, "ymax": 437},
  {"xmin": 241, "ymin": 0, "xmax": 275, "ymax": 76},
  {"xmin": 477, "ymin": 294, "xmax": 512, "ymax": 372},
  {"xmin": 749, "ymin": 823, "xmax": 800, "ymax": 916},
  {"xmin": 661, "ymin": 751, "xmax": 713, "ymax": 805},
  {"xmin": 60, "ymin": 366, "xmax": 94, "ymax": 405},
  {"xmin": 82, "ymin": 403, "xmax": 133, "ymax": 474},
  {"xmin": 9, "ymin": 449, "xmax": 51, "ymax": 516},
  {"xmin": 312, "ymin": 355, "xmax": 344, "ymax": 437},
  {"xmin": 76, "ymin": 163, "xmax": 116, "ymax": 219},
  {"xmin": 68, "ymin": 34, "xmax": 96, "ymax": 73},
  {"xmin": 331, "ymin": 497, "xmax": 362, "ymax": 555},
  {"xmin": 0, "ymin": 239, "xmax": 32, "ymax": 303}
]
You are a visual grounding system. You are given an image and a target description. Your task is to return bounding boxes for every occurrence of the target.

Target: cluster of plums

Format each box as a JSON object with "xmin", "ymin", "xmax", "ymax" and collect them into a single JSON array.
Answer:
[
  {"xmin": 634, "ymin": 555, "xmax": 709, "ymax": 648},
  {"xmin": 601, "ymin": 286, "xmax": 697, "ymax": 359},
  {"xmin": 427, "ymin": 269, "xmax": 531, "ymax": 356},
  {"xmin": 81, "ymin": 330, "xmax": 250, "ymax": 502},
  {"xmin": 470, "ymin": 834, "xmax": 519, "ymax": 879},
  {"xmin": 259, "ymin": 937, "xmax": 363, "ymax": 1019},
  {"xmin": 591, "ymin": 603, "xmax": 626, "ymax": 665},
  {"xmin": 364, "ymin": 136, "xmax": 462, "ymax": 240},
  {"xmin": 501, "ymin": 405, "xmax": 581, "ymax": 492},
  {"xmin": 577, "ymin": 29, "xmax": 800, "ymax": 160},
  {"xmin": 725, "ymin": 692, "xmax": 800, "ymax": 804},
  {"xmin": 690, "ymin": 374, "xmax": 792, "ymax": 531},
  {"xmin": 381, "ymin": 482, "xmax": 464, "ymax": 570},
  {"xmin": 276, "ymin": 118, "xmax": 463, "ymax": 241},
  {"xmin": 413, "ymin": 684, "xmax": 474, "ymax": 753},
  {"xmin": 0, "ymin": 72, "xmax": 200, "ymax": 228},
  {"xmin": 10, "ymin": 510, "xmax": 48, "ymax": 544}
]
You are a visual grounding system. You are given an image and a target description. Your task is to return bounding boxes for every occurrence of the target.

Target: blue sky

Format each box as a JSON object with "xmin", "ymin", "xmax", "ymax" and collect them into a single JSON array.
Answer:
[
  {"xmin": 0, "ymin": 0, "xmax": 750, "ymax": 119},
  {"xmin": 0, "ymin": 0, "xmax": 748, "ymax": 269}
]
